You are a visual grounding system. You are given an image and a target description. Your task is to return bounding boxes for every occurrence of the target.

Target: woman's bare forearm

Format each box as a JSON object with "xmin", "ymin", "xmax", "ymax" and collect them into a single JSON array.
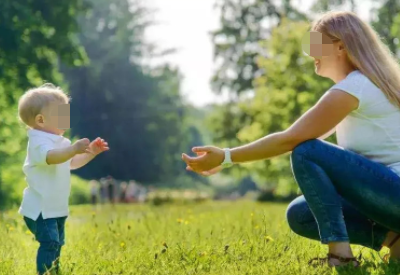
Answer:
[{"xmin": 231, "ymin": 132, "xmax": 296, "ymax": 163}]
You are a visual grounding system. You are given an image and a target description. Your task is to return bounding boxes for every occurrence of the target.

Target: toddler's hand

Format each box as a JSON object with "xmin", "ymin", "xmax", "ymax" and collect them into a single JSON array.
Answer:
[
  {"xmin": 73, "ymin": 138, "xmax": 90, "ymax": 154},
  {"xmin": 88, "ymin": 137, "xmax": 109, "ymax": 156}
]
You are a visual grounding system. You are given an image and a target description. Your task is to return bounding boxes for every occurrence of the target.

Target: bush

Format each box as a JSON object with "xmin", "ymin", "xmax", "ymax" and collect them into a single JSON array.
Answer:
[
  {"xmin": 256, "ymin": 189, "xmax": 298, "ymax": 203},
  {"xmin": 1, "ymin": 166, "xmax": 91, "ymax": 210},
  {"xmin": 1, "ymin": 162, "xmax": 27, "ymax": 210},
  {"xmin": 147, "ymin": 190, "xmax": 210, "ymax": 206},
  {"xmin": 70, "ymin": 174, "xmax": 90, "ymax": 205}
]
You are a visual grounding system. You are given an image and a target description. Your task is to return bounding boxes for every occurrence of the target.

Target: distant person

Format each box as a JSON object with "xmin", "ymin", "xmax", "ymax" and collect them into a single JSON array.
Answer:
[
  {"xmin": 107, "ymin": 175, "xmax": 115, "ymax": 204},
  {"xmin": 119, "ymin": 181, "xmax": 128, "ymax": 203},
  {"xmin": 89, "ymin": 180, "xmax": 99, "ymax": 206},
  {"xmin": 126, "ymin": 180, "xmax": 139, "ymax": 203},
  {"xmin": 183, "ymin": 11, "xmax": 400, "ymax": 267},
  {"xmin": 17, "ymin": 84, "xmax": 109, "ymax": 274},
  {"xmin": 99, "ymin": 177, "xmax": 107, "ymax": 204},
  {"xmin": 137, "ymin": 185, "xmax": 148, "ymax": 203}
]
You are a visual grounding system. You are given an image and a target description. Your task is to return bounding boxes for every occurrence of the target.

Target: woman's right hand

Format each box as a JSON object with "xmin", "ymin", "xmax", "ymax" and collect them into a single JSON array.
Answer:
[
  {"xmin": 186, "ymin": 165, "xmax": 223, "ymax": 176},
  {"xmin": 184, "ymin": 150, "xmax": 224, "ymax": 176}
]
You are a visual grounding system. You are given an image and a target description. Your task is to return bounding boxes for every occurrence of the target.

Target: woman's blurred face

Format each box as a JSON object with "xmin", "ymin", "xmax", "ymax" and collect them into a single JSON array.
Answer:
[{"xmin": 302, "ymin": 31, "xmax": 339, "ymax": 78}]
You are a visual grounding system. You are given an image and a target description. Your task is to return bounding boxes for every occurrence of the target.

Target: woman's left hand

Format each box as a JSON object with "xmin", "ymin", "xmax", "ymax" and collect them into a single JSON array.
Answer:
[{"xmin": 182, "ymin": 146, "xmax": 225, "ymax": 176}]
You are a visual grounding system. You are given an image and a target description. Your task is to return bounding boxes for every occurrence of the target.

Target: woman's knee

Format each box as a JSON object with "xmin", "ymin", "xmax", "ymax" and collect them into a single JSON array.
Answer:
[
  {"xmin": 291, "ymin": 139, "xmax": 321, "ymax": 158},
  {"xmin": 286, "ymin": 196, "xmax": 311, "ymax": 235}
]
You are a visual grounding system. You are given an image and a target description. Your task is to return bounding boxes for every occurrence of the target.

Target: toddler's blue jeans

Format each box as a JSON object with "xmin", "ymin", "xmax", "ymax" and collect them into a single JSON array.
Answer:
[{"xmin": 24, "ymin": 214, "xmax": 67, "ymax": 274}]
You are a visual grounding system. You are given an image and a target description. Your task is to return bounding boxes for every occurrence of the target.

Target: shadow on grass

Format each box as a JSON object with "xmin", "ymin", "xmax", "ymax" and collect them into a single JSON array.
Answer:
[{"xmin": 335, "ymin": 260, "xmax": 400, "ymax": 275}]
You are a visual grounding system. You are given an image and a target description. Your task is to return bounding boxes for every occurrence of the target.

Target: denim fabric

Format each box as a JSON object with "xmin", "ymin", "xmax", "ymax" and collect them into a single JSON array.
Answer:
[
  {"xmin": 24, "ymin": 214, "xmax": 67, "ymax": 275},
  {"xmin": 287, "ymin": 139, "xmax": 400, "ymax": 248},
  {"xmin": 287, "ymin": 195, "xmax": 389, "ymax": 250}
]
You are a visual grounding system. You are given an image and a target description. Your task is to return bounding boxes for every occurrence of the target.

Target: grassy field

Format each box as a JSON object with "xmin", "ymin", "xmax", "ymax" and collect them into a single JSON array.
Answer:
[{"xmin": 1, "ymin": 200, "xmax": 400, "ymax": 275}]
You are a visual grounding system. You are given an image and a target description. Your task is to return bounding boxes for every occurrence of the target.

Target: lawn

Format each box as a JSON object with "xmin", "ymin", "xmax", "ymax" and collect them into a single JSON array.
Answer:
[{"xmin": 1, "ymin": 201, "xmax": 399, "ymax": 275}]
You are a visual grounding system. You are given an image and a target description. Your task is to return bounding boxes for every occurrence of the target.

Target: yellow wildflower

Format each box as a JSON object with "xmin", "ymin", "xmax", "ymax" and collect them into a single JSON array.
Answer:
[{"xmin": 264, "ymin": 236, "xmax": 274, "ymax": 242}]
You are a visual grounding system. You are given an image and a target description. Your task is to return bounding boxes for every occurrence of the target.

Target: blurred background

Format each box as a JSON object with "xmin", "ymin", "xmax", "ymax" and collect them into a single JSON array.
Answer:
[{"xmin": 0, "ymin": 0, "xmax": 399, "ymax": 209}]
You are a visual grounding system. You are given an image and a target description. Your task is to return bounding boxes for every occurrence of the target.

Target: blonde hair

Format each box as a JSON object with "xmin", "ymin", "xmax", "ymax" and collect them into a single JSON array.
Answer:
[
  {"xmin": 311, "ymin": 11, "xmax": 400, "ymax": 108},
  {"xmin": 18, "ymin": 83, "xmax": 70, "ymax": 127}
]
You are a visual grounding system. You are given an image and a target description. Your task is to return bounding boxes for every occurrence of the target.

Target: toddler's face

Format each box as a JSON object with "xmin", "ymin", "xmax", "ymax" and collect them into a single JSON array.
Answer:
[{"xmin": 36, "ymin": 102, "xmax": 70, "ymax": 135}]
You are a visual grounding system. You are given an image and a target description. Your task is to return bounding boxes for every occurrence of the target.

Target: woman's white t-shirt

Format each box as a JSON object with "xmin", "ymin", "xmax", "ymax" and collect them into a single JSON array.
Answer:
[{"xmin": 329, "ymin": 70, "xmax": 400, "ymax": 176}]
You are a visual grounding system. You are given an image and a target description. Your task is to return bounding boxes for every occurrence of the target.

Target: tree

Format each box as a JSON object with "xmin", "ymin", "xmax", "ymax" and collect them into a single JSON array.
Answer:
[
  {"xmin": 62, "ymin": 0, "xmax": 191, "ymax": 183},
  {"xmin": 0, "ymin": 0, "xmax": 88, "ymax": 90},
  {"xmin": 0, "ymin": 0, "xmax": 89, "ymax": 208},
  {"xmin": 209, "ymin": 18, "xmax": 334, "ymax": 193},
  {"xmin": 310, "ymin": 0, "xmax": 356, "ymax": 13},
  {"xmin": 208, "ymin": 0, "xmax": 400, "ymax": 195},
  {"xmin": 371, "ymin": 0, "xmax": 400, "ymax": 57},
  {"xmin": 208, "ymin": 0, "xmax": 310, "ymax": 188},
  {"xmin": 211, "ymin": 0, "xmax": 308, "ymax": 97}
]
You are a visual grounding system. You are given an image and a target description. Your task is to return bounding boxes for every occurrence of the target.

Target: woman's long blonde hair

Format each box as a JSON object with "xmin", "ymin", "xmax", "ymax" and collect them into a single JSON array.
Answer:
[{"xmin": 311, "ymin": 11, "xmax": 400, "ymax": 108}]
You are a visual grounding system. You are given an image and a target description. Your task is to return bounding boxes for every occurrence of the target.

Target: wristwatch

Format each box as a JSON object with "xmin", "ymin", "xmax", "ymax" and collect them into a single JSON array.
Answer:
[{"xmin": 221, "ymin": 148, "xmax": 233, "ymax": 168}]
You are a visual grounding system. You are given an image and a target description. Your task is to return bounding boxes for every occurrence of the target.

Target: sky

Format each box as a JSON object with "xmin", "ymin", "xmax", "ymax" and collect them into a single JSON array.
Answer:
[{"xmin": 144, "ymin": 0, "xmax": 373, "ymax": 107}]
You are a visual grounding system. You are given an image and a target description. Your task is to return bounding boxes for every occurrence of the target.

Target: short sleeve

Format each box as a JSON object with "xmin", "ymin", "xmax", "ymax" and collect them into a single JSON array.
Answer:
[
  {"xmin": 28, "ymin": 137, "xmax": 55, "ymax": 165},
  {"xmin": 329, "ymin": 71, "xmax": 367, "ymax": 110},
  {"xmin": 63, "ymin": 138, "xmax": 72, "ymax": 146}
]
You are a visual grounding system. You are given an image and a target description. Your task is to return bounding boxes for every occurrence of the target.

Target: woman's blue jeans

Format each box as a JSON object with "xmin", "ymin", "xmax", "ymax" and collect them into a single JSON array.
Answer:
[{"xmin": 286, "ymin": 139, "xmax": 400, "ymax": 251}]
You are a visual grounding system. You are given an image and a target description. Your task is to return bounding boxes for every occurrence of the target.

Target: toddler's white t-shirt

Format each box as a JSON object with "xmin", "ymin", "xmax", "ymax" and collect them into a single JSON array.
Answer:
[{"xmin": 19, "ymin": 129, "xmax": 72, "ymax": 220}]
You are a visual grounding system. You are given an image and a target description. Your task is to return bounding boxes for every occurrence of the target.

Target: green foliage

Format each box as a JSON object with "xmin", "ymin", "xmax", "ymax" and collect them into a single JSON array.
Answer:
[
  {"xmin": 238, "ymin": 18, "xmax": 333, "ymax": 192},
  {"xmin": 61, "ymin": 0, "xmax": 193, "ymax": 184},
  {"xmin": 311, "ymin": 0, "xmax": 356, "ymax": 12},
  {"xmin": 211, "ymin": 0, "xmax": 307, "ymax": 96},
  {"xmin": 0, "ymin": 0, "xmax": 89, "ymax": 209},
  {"xmin": 0, "ymin": 202, "xmax": 396, "ymax": 274},
  {"xmin": 0, "ymin": 157, "xmax": 27, "ymax": 209},
  {"xmin": 209, "ymin": 0, "xmax": 400, "ymax": 195},
  {"xmin": 0, "ymin": 0, "xmax": 88, "ymax": 89},
  {"xmin": 208, "ymin": 18, "xmax": 334, "ymax": 192},
  {"xmin": 70, "ymin": 175, "xmax": 91, "ymax": 205},
  {"xmin": 371, "ymin": 0, "xmax": 400, "ymax": 57},
  {"xmin": 0, "ymin": 0, "xmax": 210, "ymax": 209}
]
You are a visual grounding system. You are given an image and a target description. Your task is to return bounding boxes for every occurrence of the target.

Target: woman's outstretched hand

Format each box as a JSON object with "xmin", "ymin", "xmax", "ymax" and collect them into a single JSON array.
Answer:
[{"xmin": 182, "ymin": 146, "xmax": 225, "ymax": 176}]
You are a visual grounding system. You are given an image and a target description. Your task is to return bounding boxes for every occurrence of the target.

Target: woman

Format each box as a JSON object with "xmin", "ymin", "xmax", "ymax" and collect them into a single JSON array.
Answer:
[{"xmin": 182, "ymin": 11, "xmax": 400, "ymax": 267}]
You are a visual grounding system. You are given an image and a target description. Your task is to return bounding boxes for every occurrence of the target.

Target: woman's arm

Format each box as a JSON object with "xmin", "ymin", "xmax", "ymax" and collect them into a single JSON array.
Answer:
[
  {"xmin": 319, "ymin": 128, "xmax": 336, "ymax": 140},
  {"xmin": 182, "ymin": 89, "xmax": 358, "ymax": 172},
  {"xmin": 229, "ymin": 89, "xmax": 358, "ymax": 163}
]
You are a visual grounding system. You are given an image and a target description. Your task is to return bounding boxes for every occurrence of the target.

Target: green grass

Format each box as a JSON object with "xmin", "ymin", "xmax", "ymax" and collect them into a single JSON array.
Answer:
[{"xmin": 1, "ymin": 201, "xmax": 400, "ymax": 275}]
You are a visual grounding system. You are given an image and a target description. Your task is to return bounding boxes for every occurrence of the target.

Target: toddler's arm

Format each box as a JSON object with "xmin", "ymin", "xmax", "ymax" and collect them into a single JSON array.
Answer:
[
  {"xmin": 70, "ymin": 152, "xmax": 95, "ymax": 170},
  {"xmin": 70, "ymin": 137, "xmax": 109, "ymax": 170},
  {"xmin": 46, "ymin": 138, "xmax": 90, "ymax": 165}
]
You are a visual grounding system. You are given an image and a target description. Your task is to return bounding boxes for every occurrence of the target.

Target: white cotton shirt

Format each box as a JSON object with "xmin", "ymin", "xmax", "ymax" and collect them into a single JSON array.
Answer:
[
  {"xmin": 329, "ymin": 70, "xmax": 400, "ymax": 176},
  {"xmin": 19, "ymin": 129, "xmax": 72, "ymax": 220}
]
